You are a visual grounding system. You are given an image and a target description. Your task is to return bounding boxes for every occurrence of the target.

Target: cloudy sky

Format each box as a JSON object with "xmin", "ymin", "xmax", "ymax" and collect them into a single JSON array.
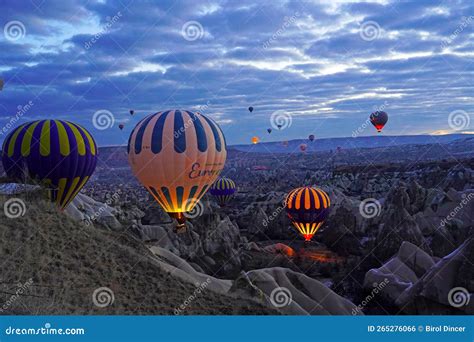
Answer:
[{"xmin": 0, "ymin": 0, "xmax": 473, "ymax": 146}]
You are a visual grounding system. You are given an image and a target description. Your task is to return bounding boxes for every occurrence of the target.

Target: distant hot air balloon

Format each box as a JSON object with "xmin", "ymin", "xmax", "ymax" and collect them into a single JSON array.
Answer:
[
  {"xmin": 248, "ymin": 106, "xmax": 254, "ymax": 113},
  {"xmin": 299, "ymin": 143, "xmax": 307, "ymax": 152},
  {"xmin": 252, "ymin": 136, "xmax": 259, "ymax": 144},
  {"xmin": 0, "ymin": 78, "xmax": 4, "ymax": 91},
  {"xmin": 119, "ymin": 124, "xmax": 124, "ymax": 130},
  {"xmin": 277, "ymin": 124, "xmax": 282, "ymax": 129},
  {"xmin": 370, "ymin": 111, "xmax": 388, "ymax": 132},
  {"xmin": 285, "ymin": 187, "xmax": 331, "ymax": 241},
  {"xmin": 130, "ymin": 109, "xmax": 135, "ymax": 115},
  {"xmin": 309, "ymin": 134, "xmax": 315, "ymax": 142},
  {"xmin": 128, "ymin": 110, "xmax": 226, "ymax": 229},
  {"xmin": 282, "ymin": 140, "xmax": 289, "ymax": 147},
  {"xmin": 267, "ymin": 128, "xmax": 272, "ymax": 134},
  {"xmin": 2, "ymin": 120, "xmax": 98, "ymax": 209},
  {"xmin": 209, "ymin": 177, "xmax": 236, "ymax": 207},
  {"xmin": 336, "ymin": 146, "xmax": 342, "ymax": 153}
]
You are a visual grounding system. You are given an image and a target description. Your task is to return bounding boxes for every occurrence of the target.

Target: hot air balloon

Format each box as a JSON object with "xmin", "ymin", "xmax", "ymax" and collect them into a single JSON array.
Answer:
[
  {"xmin": 119, "ymin": 124, "xmax": 124, "ymax": 130},
  {"xmin": 336, "ymin": 146, "xmax": 342, "ymax": 153},
  {"xmin": 252, "ymin": 136, "xmax": 259, "ymax": 144},
  {"xmin": 209, "ymin": 177, "xmax": 236, "ymax": 207},
  {"xmin": 130, "ymin": 109, "xmax": 135, "ymax": 115},
  {"xmin": 277, "ymin": 124, "xmax": 282, "ymax": 129},
  {"xmin": 285, "ymin": 187, "xmax": 331, "ymax": 241},
  {"xmin": 128, "ymin": 110, "xmax": 227, "ymax": 230},
  {"xmin": 299, "ymin": 143, "xmax": 307, "ymax": 152},
  {"xmin": 282, "ymin": 140, "xmax": 288, "ymax": 147},
  {"xmin": 309, "ymin": 134, "xmax": 315, "ymax": 142},
  {"xmin": 0, "ymin": 78, "xmax": 4, "ymax": 91},
  {"xmin": 370, "ymin": 111, "xmax": 388, "ymax": 132},
  {"xmin": 248, "ymin": 106, "xmax": 254, "ymax": 113},
  {"xmin": 267, "ymin": 128, "xmax": 272, "ymax": 134},
  {"xmin": 1, "ymin": 120, "xmax": 98, "ymax": 209}
]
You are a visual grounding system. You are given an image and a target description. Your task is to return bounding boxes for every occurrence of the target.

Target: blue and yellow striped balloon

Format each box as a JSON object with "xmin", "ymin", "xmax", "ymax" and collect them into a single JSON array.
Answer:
[
  {"xmin": 128, "ymin": 110, "xmax": 227, "ymax": 227},
  {"xmin": 1, "ymin": 120, "xmax": 98, "ymax": 209},
  {"xmin": 209, "ymin": 177, "xmax": 236, "ymax": 207},
  {"xmin": 285, "ymin": 186, "xmax": 331, "ymax": 241}
]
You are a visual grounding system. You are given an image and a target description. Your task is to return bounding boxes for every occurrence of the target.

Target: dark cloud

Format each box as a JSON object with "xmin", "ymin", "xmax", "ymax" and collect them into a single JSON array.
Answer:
[{"xmin": 0, "ymin": 0, "xmax": 472, "ymax": 146}]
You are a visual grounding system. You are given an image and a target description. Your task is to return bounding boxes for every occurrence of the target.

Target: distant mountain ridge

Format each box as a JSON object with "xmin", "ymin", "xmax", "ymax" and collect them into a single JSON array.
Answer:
[{"xmin": 230, "ymin": 134, "xmax": 471, "ymax": 153}]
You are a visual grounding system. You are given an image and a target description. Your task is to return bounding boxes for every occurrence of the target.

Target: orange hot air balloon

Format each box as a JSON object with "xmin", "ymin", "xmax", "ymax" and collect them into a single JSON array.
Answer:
[
  {"xmin": 128, "ymin": 110, "xmax": 227, "ymax": 229},
  {"xmin": 282, "ymin": 140, "xmax": 289, "ymax": 147},
  {"xmin": 299, "ymin": 143, "xmax": 307, "ymax": 152},
  {"xmin": 285, "ymin": 187, "xmax": 331, "ymax": 241},
  {"xmin": 252, "ymin": 136, "xmax": 259, "ymax": 144}
]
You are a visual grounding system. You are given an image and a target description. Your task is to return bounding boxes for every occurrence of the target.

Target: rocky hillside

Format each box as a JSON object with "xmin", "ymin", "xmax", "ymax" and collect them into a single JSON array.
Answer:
[{"xmin": 0, "ymin": 188, "xmax": 359, "ymax": 315}]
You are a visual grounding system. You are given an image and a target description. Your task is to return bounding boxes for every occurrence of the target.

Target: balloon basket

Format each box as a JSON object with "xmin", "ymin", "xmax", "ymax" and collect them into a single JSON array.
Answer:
[
  {"xmin": 168, "ymin": 212, "xmax": 187, "ymax": 234},
  {"xmin": 174, "ymin": 224, "xmax": 187, "ymax": 234}
]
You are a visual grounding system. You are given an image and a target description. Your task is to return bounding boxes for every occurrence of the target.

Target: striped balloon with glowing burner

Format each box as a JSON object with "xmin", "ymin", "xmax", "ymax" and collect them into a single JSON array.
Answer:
[
  {"xmin": 285, "ymin": 186, "xmax": 331, "ymax": 241},
  {"xmin": 127, "ymin": 110, "xmax": 227, "ymax": 230}
]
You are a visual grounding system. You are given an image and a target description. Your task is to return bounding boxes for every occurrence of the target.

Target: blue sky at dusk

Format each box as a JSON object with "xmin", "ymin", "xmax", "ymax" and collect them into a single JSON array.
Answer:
[{"xmin": 0, "ymin": 0, "xmax": 473, "ymax": 146}]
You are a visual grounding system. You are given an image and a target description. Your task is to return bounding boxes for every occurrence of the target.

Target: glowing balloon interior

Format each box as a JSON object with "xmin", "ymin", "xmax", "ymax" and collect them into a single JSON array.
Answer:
[
  {"xmin": 285, "ymin": 187, "xmax": 331, "ymax": 241},
  {"xmin": 370, "ymin": 111, "xmax": 388, "ymax": 132}
]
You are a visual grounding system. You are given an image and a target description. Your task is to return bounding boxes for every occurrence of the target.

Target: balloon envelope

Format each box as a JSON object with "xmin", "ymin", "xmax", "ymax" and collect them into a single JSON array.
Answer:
[
  {"xmin": 309, "ymin": 134, "xmax": 315, "ymax": 142},
  {"xmin": 299, "ymin": 143, "xmax": 307, "ymax": 152},
  {"xmin": 1, "ymin": 120, "xmax": 98, "ymax": 209},
  {"xmin": 370, "ymin": 111, "xmax": 388, "ymax": 132},
  {"xmin": 285, "ymin": 187, "xmax": 331, "ymax": 241},
  {"xmin": 130, "ymin": 110, "xmax": 135, "ymax": 115},
  {"xmin": 251, "ymin": 136, "xmax": 259, "ymax": 144},
  {"xmin": 119, "ymin": 124, "xmax": 124, "ymax": 130},
  {"xmin": 267, "ymin": 128, "xmax": 272, "ymax": 134},
  {"xmin": 209, "ymin": 177, "xmax": 236, "ymax": 206},
  {"xmin": 248, "ymin": 106, "xmax": 253, "ymax": 113},
  {"xmin": 127, "ymin": 110, "xmax": 227, "ymax": 227}
]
